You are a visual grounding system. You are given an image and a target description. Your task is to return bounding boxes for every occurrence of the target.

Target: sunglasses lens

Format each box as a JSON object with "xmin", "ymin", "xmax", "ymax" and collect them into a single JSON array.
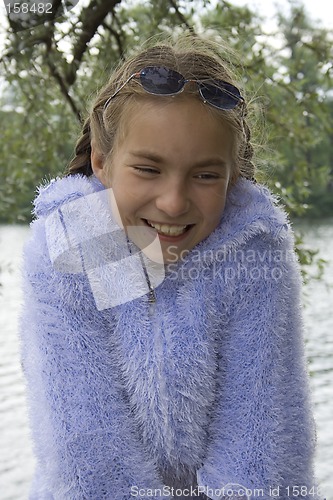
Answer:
[
  {"xmin": 140, "ymin": 66, "xmax": 184, "ymax": 95},
  {"xmin": 136, "ymin": 67, "xmax": 243, "ymax": 110},
  {"xmin": 200, "ymin": 81, "xmax": 242, "ymax": 109}
]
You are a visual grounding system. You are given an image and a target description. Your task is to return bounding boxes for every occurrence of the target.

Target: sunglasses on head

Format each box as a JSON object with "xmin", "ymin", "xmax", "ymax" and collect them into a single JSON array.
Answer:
[{"xmin": 104, "ymin": 65, "xmax": 244, "ymax": 111}]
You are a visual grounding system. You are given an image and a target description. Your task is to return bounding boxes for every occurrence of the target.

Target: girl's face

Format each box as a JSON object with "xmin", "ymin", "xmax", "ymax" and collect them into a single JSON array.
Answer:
[{"xmin": 92, "ymin": 97, "xmax": 234, "ymax": 263}]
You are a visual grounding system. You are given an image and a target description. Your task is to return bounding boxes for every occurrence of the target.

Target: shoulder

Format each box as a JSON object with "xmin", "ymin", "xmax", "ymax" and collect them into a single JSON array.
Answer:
[
  {"xmin": 225, "ymin": 178, "xmax": 290, "ymax": 239},
  {"xmin": 33, "ymin": 174, "xmax": 105, "ymax": 218},
  {"xmin": 24, "ymin": 173, "xmax": 125, "ymax": 290},
  {"xmin": 222, "ymin": 180, "xmax": 301, "ymax": 282},
  {"xmin": 22, "ymin": 178, "xmax": 104, "ymax": 309},
  {"xmin": 23, "ymin": 175, "xmax": 104, "ymax": 275},
  {"xmin": 224, "ymin": 178, "xmax": 295, "ymax": 249}
]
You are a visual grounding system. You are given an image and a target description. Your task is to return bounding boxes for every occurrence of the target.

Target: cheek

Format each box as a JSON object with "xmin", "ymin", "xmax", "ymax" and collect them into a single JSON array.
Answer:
[
  {"xmin": 114, "ymin": 178, "xmax": 156, "ymax": 212},
  {"xmin": 204, "ymin": 187, "xmax": 228, "ymax": 217},
  {"xmin": 111, "ymin": 184, "xmax": 148, "ymax": 224}
]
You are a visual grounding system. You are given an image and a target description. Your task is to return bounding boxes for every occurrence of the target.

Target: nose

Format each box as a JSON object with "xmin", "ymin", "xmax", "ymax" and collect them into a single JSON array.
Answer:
[{"xmin": 155, "ymin": 179, "xmax": 190, "ymax": 218}]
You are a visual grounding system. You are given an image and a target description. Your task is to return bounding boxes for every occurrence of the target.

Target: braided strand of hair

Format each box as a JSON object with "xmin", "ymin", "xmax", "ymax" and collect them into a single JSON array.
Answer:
[{"xmin": 66, "ymin": 118, "xmax": 93, "ymax": 176}]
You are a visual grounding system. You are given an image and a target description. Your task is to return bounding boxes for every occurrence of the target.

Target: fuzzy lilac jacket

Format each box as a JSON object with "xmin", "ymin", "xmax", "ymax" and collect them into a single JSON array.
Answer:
[{"xmin": 20, "ymin": 174, "xmax": 322, "ymax": 500}]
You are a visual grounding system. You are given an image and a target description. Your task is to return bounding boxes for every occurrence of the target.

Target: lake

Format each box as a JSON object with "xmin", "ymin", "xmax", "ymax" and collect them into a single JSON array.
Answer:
[{"xmin": 0, "ymin": 221, "xmax": 332, "ymax": 500}]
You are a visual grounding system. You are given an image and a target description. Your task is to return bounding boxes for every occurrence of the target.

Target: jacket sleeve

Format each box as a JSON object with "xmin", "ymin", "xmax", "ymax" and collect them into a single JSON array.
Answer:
[
  {"xmin": 196, "ymin": 229, "xmax": 323, "ymax": 500},
  {"xmin": 20, "ymin": 217, "xmax": 170, "ymax": 500}
]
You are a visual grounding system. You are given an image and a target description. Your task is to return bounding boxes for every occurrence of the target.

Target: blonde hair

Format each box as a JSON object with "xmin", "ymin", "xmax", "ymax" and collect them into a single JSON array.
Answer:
[{"xmin": 66, "ymin": 35, "xmax": 255, "ymax": 182}]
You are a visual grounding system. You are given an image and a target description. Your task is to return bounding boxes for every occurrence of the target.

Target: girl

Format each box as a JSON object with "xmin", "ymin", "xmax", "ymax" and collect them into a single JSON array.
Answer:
[{"xmin": 20, "ymin": 36, "xmax": 323, "ymax": 499}]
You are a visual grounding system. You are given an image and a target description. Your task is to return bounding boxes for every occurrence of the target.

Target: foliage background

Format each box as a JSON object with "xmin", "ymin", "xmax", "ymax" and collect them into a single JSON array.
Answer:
[{"xmin": 0, "ymin": 0, "xmax": 332, "ymax": 274}]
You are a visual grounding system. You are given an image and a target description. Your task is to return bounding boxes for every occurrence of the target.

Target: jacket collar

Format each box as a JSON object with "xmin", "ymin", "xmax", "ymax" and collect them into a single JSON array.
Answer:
[{"xmin": 169, "ymin": 177, "xmax": 290, "ymax": 268}]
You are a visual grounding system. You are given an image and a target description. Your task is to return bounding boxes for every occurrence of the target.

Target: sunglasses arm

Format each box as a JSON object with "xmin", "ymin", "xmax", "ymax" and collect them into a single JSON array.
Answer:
[{"xmin": 103, "ymin": 72, "xmax": 140, "ymax": 110}]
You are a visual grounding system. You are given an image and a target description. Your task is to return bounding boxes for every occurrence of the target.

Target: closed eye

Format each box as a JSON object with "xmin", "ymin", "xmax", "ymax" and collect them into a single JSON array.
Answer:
[
  {"xmin": 194, "ymin": 173, "xmax": 221, "ymax": 180},
  {"xmin": 132, "ymin": 167, "xmax": 160, "ymax": 175}
]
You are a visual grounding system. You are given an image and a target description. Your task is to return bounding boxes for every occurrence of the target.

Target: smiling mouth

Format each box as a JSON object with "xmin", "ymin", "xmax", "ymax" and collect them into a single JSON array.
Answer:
[{"xmin": 143, "ymin": 219, "xmax": 193, "ymax": 237}]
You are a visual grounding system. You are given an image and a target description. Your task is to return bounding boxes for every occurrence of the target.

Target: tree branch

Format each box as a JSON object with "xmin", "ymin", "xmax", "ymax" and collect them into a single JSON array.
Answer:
[
  {"xmin": 101, "ymin": 21, "xmax": 126, "ymax": 61},
  {"xmin": 46, "ymin": 56, "xmax": 83, "ymax": 123},
  {"xmin": 168, "ymin": 0, "xmax": 195, "ymax": 32},
  {"xmin": 65, "ymin": 0, "xmax": 122, "ymax": 85}
]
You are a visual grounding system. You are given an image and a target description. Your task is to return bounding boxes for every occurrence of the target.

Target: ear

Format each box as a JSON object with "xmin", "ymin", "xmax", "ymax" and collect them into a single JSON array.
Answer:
[{"xmin": 91, "ymin": 142, "xmax": 110, "ymax": 187}]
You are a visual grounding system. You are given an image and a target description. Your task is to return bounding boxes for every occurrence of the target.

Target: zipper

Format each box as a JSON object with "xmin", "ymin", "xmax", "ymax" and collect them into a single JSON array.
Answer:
[
  {"xmin": 126, "ymin": 237, "xmax": 156, "ymax": 309},
  {"xmin": 138, "ymin": 250, "xmax": 156, "ymax": 306},
  {"xmin": 137, "ymin": 244, "xmax": 174, "ymax": 459}
]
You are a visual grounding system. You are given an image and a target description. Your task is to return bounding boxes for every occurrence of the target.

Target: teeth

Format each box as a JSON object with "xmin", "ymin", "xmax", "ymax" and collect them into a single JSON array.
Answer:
[{"xmin": 146, "ymin": 220, "xmax": 188, "ymax": 236}]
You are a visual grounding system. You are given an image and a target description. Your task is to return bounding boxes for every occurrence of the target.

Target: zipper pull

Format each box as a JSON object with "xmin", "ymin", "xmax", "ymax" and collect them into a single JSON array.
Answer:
[{"xmin": 148, "ymin": 288, "xmax": 156, "ymax": 304}]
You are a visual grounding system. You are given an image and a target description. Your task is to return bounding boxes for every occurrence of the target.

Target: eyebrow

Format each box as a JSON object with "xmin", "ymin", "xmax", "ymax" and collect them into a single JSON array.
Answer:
[{"xmin": 129, "ymin": 150, "xmax": 227, "ymax": 169}]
